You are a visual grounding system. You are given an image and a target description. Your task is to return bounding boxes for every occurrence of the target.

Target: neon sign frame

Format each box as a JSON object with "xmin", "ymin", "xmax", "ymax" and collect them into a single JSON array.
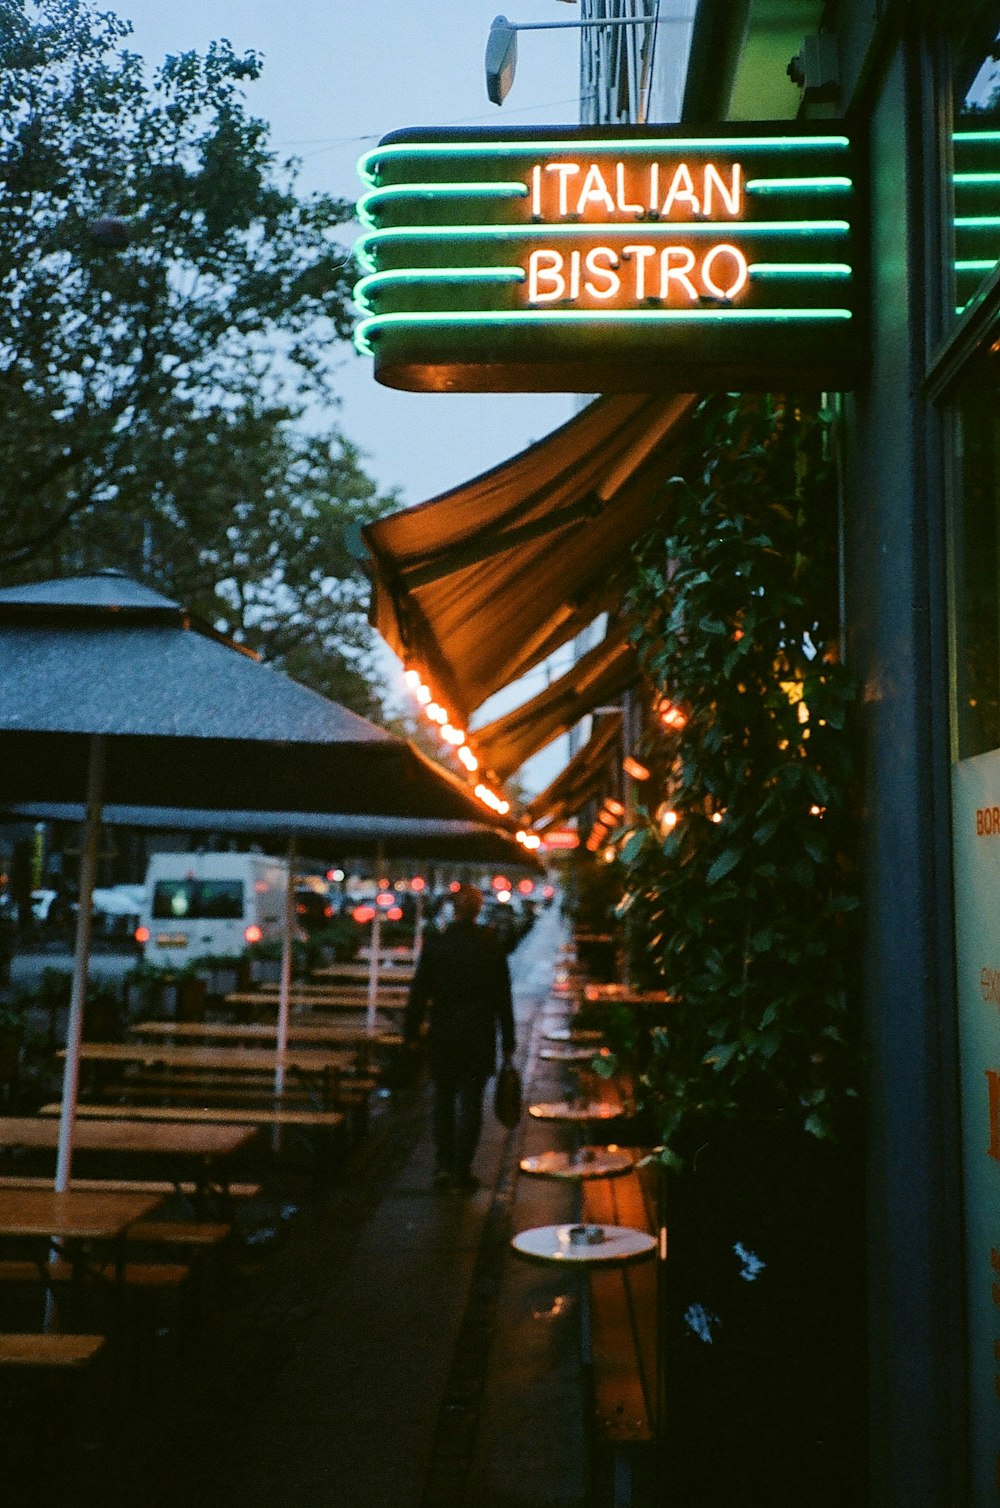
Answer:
[{"xmin": 353, "ymin": 124, "xmax": 859, "ymax": 394}]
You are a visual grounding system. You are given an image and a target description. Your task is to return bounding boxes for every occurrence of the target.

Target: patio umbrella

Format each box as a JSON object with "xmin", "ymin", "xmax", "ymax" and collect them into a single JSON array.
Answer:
[{"xmin": 0, "ymin": 572, "xmax": 499, "ymax": 1187}]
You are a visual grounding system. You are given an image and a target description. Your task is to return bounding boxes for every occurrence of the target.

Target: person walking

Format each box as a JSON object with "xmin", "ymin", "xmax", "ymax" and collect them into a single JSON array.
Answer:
[{"xmin": 404, "ymin": 884, "xmax": 515, "ymax": 1191}]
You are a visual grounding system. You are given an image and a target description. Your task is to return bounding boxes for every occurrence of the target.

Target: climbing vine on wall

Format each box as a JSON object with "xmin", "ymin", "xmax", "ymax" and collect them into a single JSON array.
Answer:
[{"xmin": 608, "ymin": 394, "xmax": 861, "ymax": 1150}]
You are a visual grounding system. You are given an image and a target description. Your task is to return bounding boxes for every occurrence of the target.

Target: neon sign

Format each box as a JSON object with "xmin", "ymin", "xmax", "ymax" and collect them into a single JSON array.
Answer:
[{"xmin": 353, "ymin": 125, "xmax": 858, "ymax": 393}]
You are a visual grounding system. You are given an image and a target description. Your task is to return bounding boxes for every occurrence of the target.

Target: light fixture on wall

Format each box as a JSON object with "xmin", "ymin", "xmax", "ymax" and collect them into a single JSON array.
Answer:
[{"xmin": 485, "ymin": 11, "xmax": 687, "ymax": 105}]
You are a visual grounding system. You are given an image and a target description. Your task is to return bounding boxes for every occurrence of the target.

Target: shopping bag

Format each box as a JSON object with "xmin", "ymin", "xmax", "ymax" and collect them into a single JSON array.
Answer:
[{"xmin": 493, "ymin": 1060, "xmax": 522, "ymax": 1128}]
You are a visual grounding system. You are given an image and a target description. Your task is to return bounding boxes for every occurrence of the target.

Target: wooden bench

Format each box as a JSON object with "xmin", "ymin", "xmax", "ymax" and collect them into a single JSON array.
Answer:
[
  {"xmin": 0, "ymin": 1332, "xmax": 106, "ymax": 1369},
  {"xmin": 0, "ymin": 1258, "xmax": 191, "ymax": 1291},
  {"xmin": 0, "ymin": 1176, "xmax": 262, "ymax": 1200},
  {"xmin": 580, "ymin": 1155, "xmax": 659, "ymax": 1506},
  {"xmin": 40, "ymin": 1102, "xmax": 346, "ymax": 1131}
]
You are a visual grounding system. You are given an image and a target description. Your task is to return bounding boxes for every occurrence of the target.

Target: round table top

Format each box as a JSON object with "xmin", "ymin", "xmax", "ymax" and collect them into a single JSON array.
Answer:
[
  {"xmin": 519, "ymin": 1147, "xmax": 634, "ymax": 1180},
  {"xmin": 511, "ymin": 1223, "xmax": 656, "ymax": 1264},
  {"xmin": 544, "ymin": 1028, "xmax": 604, "ymax": 1044},
  {"xmin": 539, "ymin": 1045, "xmax": 604, "ymax": 1063},
  {"xmin": 528, "ymin": 1100, "xmax": 622, "ymax": 1122}
]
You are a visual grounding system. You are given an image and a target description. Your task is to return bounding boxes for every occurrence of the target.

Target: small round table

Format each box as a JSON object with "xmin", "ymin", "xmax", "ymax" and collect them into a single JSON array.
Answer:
[
  {"xmin": 528, "ymin": 1099, "xmax": 622, "ymax": 1121},
  {"xmin": 539, "ymin": 1044, "xmax": 604, "ymax": 1063},
  {"xmin": 511, "ymin": 1223, "xmax": 656, "ymax": 1264},
  {"xmin": 519, "ymin": 1147, "xmax": 634, "ymax": 1179}
]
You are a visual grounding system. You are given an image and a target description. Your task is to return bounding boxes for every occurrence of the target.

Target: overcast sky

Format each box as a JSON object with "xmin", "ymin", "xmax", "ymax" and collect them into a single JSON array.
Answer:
[
  {"xmin": 113, "ymin": 1, "xmax": 596, "ymax": 792},
  {"xmin": 118, "ymin": 0, "xmax": 579, "ymax": 508}
]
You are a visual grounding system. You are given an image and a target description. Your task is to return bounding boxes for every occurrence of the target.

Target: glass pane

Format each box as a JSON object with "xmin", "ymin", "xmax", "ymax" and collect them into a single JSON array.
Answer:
[
  {"xmin": 954, "ymin": 365, "xmax": 1000, "ymax": 758},
  {"xmin": 954, "ymin": 25, "xmax": 1000, "ymax": 321},
  {"xmin": 151, "ymin": 879, "xmax": 244, "ymax": 921}
]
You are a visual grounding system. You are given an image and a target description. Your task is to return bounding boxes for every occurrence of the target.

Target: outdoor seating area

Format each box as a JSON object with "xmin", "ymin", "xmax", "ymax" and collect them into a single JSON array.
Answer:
[{"xmin": 0, "ymin": 900, "xmax": 682, "ymax": 1505}]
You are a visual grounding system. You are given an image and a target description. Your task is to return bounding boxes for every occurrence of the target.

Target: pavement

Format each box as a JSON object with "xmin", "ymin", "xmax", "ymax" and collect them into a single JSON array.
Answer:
[{"xmin": 22, "ymin": 903, "xmax": 598, "ymax": 1508}]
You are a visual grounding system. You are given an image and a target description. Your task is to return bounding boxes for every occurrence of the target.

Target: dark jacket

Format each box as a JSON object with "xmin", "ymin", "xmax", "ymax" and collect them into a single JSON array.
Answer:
[{"xmin": 404, "ymin": 920, "xmax": 515, "ymax": 1080}]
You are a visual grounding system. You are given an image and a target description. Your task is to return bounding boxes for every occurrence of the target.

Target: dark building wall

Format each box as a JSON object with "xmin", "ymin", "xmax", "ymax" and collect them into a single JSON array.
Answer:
[{"xmin": 842, "ymin": 24, "xmax": 967, "ymax": 1508}]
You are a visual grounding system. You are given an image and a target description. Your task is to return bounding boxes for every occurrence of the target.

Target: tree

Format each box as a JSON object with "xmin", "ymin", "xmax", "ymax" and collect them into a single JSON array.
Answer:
[
  {"xmin": 0, "ymin": 0, "xmax": 394, "ymax": 712},
  {"xmin": 608, "ymin": 396, "xmax": 861, "ymax": 1148}
]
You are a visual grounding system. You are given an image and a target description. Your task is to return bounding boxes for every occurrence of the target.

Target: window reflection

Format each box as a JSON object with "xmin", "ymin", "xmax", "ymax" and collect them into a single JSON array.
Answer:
[{"xmin": 954, "ymin": 365, "xmax": 1000, "ymax": 758}]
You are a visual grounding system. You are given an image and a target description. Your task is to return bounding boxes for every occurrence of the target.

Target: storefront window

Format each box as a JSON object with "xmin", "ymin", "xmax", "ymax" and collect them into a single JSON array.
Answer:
[
  {"xmin": 953, "ymin": 22, "xmax": 1000, "ymax": 322},
  {"xmin": 953, "ymin": 365, "xmax": 1000, "ymax": 757}
]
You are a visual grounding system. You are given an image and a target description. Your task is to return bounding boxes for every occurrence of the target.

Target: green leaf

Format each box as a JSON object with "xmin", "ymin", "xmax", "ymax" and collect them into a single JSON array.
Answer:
[
  {"xmin": 621, "ymin": 831, "xmax": 648, "ymax": 864},
  {"xmin": 704, "ymin": 849, "xmax": 741, "ymax": 885},
  {"xmin": 703, "ymin": 1041, "xmax": 740, "ymax": 1071}
]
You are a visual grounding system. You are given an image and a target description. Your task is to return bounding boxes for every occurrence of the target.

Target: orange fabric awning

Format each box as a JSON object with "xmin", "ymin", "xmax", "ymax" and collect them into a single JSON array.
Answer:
[
  {"xmin": 527, "ymin": 712, "xmax": 623, "ymax": 828},
  {"xmin": 471, "ymin": 625, "xmax": 636, "ymax": 783},
  {"xmin": 363, "ymin": 392, "xmax": 696, "ymax": 725}
]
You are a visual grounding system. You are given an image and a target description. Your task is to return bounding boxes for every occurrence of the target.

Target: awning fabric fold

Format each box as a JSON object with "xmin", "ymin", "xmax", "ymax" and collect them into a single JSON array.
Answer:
[
  {"xmin": 471, "ymin": 625, "xmax": 637, "ymax": 783},
  {"xmin": 527, "ymin": 712, "xmax": 623, "ymax": 828},
  {"xmin": 363, "ymin": 392, "xmax": 696, "ymax": 724}
]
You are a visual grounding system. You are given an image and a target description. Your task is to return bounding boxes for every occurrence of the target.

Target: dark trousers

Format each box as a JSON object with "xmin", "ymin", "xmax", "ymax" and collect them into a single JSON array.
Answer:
[{"xmin": 432, "ymin": 1070, "xmax": 488, "ymax": 1176}]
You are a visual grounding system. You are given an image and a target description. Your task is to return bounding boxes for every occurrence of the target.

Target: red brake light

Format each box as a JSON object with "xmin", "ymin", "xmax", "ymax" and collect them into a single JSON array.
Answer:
[
  {"xmin": 244, "ymin": 924, "xmax": 263, "ymax": 945},
  {"xmin": 134, "ymin": 926, "xmax": 150, "ymax": 945},
  {"xmin": 352, "ymin": 905, "xmax": 376, "ymax": 924},
  {"xmin": 386, "ymin": 906, "xmax": 403, "ymax": 921}
]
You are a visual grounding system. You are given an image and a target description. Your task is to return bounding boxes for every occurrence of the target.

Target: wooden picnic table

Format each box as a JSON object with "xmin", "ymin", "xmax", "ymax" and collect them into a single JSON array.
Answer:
[
  {"xmin": 0, "ymin": 1186, "xmax": 161, "ymax": 1242},
  {"xmin": 0, "ymin": 1186, "xmax": 164, "ymax": 1326},
  {"xmin": 63, "ymin": 1041, "xmax": 355, "ymax": 1114},
  {"xmin": 64, "ymin": 1042, "xmax": 356, "ymax": 1075},
  {"xmin": 222, "ymin": 990, "xmax": 407, "ymax": 1014},
  {"xmin": 313, "ymin": 962, "xmax": 414, "ymax": 983},
  {"xmin": 130, "ymin": 1020, "xmax": 402, "ymax": 1048},
  {"xmin": 0, "ymin": 1116, "xmax": 257, "ymax": 1208}
]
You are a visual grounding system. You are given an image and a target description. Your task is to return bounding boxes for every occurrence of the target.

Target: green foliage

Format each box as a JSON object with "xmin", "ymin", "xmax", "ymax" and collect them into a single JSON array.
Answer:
[
  {"xmin": 618, "ymin": 396, "xmax": 861, "ymax": 1149},
  {"xmin": 0, "ymin": 0, "xmax": 394, "ymax": 715}
]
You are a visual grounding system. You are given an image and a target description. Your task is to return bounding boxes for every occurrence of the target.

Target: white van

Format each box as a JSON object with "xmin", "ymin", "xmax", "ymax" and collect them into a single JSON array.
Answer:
[{"xmin": 135, "ymin": 852, "xmax": 289, "ymax": 968}]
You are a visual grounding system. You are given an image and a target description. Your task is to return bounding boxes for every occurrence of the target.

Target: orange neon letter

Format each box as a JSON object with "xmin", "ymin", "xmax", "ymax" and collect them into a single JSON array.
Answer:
[
  {"xmin": 615, "ymin": 163, "xmax": 643, "ymax": 216},
  {"xmin": 659, "ymin": 246, "xmax": 698, "ymax": 302},
  {"xmin": 528, "ymin": 250, "xmax": 565, "ymax": 303},
  {"xmin": 701, "ymin": 243, "xmax": 749, "ymax": 300},
  {"xmin": 661, "ymin": 163, "xmax": 700, "ymax": 218},
  {"xmin": 576, "ymin": 163, "xmax": 615, "ymax": 216},
  {"xmin": 622, "ymin": 244, "xmax": 656, "ymax": 298},
  {"xmin": 584, "ymin": 247, "xmax": 621, "ymax": 299},
  {"xmin": 545, "ymin": 162, "xmax": 580, "ymax": 217},
  {"xmin": 703, "ymin": 162, "xmax": 742, "ymax": 218}
]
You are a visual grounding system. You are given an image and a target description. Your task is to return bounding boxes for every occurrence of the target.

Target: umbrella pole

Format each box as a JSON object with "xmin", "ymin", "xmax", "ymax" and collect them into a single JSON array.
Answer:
[
  {"xmin": 275, "ymin": 835, "xmax": 297, "ymax": 1100},
  {"xmin": 412, "ymin": 888, "xmax": 425, "ymax": 964},
  {"xmin": 54, "ymin": 735, "xmax": 105, "ymax": 1194},
  {"xmin": 366, "ymin": 843, "xmax": 384, "ymax": 1036},
  {"xmin": 273, "ymin": 837, "xmax": 297, "ymax": 1157}
]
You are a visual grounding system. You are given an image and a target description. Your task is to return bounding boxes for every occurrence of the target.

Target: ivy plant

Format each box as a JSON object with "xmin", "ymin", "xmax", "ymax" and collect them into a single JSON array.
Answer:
[{"xmin": 613, "ymin": 394, "xmax": 861, "ymax": 1151}]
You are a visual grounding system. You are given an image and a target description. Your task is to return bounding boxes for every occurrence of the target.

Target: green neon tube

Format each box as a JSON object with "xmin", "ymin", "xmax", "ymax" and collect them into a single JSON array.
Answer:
[
  {"xmin": 954, "ymin": 173, "xmax": 1000, "ymax": 184},
  {"xmin": 954, "ymin": 132, "xmax": 1000, "ymax": 142},
  {"xmin": 354, "ymin": 220, "xmax": 851, "ymax": 270},
  {"xmin": 353, "ymin": 266, "xmax": 525, "ymax": 312},
  {"xmin": 955, "ymin": 259, "xmax": 998, "ymax": 272},
  {"xmin": 358, "ymin": 135, "xmax": 851, "ymax": 186},
  {"xmin": 354, "ymin": 307, "xmax": 853, "ymax": 347},
  {"xmin": 745, "ymin": 176, "xmax": 852, "ymax": 193},
  {"xmin": 357, "ymin": 181, "xmax": 528, "ymax": 228},
  {"xmin": 955, "ymin": 216, "xmax": 1000, "ymax": 227},
  {"xmin": 749, "ymin": 262, "xmax": 851, "ymax": 277}
]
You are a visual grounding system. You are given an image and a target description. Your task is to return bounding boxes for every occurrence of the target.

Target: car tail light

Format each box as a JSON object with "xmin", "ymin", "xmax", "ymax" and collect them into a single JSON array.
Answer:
[
  {"xmin": 134, "ymin": 926, "xmax": 150, "ymax": 944},
  {"xmin": 244, "ymin": 924, "xmax": 263, "ymax": 944},
  {"xmin": 352, "ymin": 905, "xmax": 376, "ymax": 924},
  {"xmin": 386, "ymin": 906, "xmax": 403, "ymax": 921}
]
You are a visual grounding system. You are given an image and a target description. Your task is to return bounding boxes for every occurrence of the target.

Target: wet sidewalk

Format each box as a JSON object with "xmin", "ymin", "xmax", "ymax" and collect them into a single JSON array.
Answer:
[{"xmin": 76, "ymin": 904, "xmax": 595, "ymax": 1508}]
